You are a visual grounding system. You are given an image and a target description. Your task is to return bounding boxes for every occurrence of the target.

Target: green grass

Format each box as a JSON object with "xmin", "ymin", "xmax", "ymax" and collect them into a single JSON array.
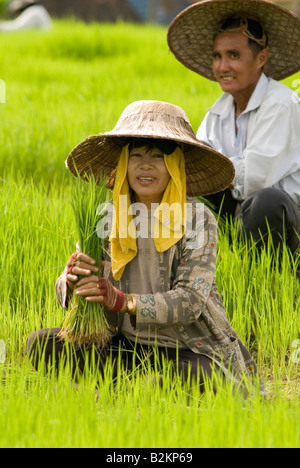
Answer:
[
  {"xmin": 0, "ymin": 19, "xmax": 299, "ymax": 448},
  {"xmin": 0, "ymin": 20, "xmax": 222, "ymax": 182}
]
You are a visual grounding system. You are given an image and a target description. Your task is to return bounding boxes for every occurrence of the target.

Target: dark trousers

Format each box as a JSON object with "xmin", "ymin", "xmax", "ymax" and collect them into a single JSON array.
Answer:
[
  {"xmin": 26, "ymin": 328, "xmax": 220, "ymax": 389},
  {"xmin": 205, "ymin": 187, "xmax": 300, "ymax": 255}
]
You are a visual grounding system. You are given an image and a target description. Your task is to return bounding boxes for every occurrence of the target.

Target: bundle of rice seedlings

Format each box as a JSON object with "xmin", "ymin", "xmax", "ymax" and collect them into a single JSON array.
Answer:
[{"xmin": 60, "ymin": 175, "xmax": 112, "ymax": 350}]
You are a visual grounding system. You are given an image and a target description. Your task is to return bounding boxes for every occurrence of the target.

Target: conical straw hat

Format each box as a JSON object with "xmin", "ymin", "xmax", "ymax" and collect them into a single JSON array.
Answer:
[
  {"xmin": 66, "ymin": 100, "xmax": 235, "ymax": 197},
  {"xmin": 168, "ymin": 0, "xmax": 300, "ymax": 81}
]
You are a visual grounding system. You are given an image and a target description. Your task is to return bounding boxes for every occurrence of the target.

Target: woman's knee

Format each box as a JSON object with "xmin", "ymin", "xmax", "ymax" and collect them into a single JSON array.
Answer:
[
  {"xmin": 26, "ymin": 328, "xmax": 63, "ymax": 371},
  {"xmin": 26, "ymin": 330, "xmax": 39, "ymax": 355},
  {"xmin": 27, "ymin": 328, "xmax": 60, "ymax": 352}
]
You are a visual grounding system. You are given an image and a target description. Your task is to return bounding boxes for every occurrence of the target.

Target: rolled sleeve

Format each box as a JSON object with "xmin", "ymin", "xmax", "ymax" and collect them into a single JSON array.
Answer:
[{"xmin": 55, "ymin": 268, "xmax": 70, "ymax": 310}]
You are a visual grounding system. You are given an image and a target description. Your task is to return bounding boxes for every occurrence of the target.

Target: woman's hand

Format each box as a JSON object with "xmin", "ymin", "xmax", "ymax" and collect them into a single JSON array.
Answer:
[
  {"xmin": 75, "ymin": 276, "xmax": 127, "ymax": 313},
  {"xmin": 66, "ymin": 252, "xmax": 99, "ymax": 292}
]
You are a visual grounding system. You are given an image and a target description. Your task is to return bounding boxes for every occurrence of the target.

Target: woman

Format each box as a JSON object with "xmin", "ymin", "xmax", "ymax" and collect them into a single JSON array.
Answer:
[{"xmin": 27, "ymin": 100, "xmax": 264, "ymax": 393}]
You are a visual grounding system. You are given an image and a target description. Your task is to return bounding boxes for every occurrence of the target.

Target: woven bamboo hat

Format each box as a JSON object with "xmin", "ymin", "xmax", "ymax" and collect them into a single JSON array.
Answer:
[
  {"xmin": 66, "ymin": 100, "xmax": 234, "ymax": 197},
  {"xmin": 167, "ymin": 0, "xmax": 300, "ymax": 81}
]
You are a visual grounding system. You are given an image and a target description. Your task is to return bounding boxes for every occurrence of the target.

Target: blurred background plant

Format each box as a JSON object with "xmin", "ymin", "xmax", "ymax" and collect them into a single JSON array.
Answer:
[{"xmin": 0, "ymin": 0, "xmax": 10, "ymax": 17}]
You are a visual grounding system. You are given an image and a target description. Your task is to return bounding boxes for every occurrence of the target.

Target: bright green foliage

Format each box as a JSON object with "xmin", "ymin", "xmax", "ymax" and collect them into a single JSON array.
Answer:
[{"xmin": 0, "ymin": 20, "xmax": 299, "ymax": 448}]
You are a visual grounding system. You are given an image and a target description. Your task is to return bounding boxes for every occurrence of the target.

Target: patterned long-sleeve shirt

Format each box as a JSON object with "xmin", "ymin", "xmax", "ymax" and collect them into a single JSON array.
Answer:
[{"xmin": 56, "ymin": 199, "xmax": 265, "ymax": 393}]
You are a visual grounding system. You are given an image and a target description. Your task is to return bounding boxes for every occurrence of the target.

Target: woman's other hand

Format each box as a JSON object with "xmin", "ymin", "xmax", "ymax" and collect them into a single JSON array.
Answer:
[
  {"xmin": 75, "ymin": 276, "xmax": 126, "ymax": 313},
  {"xmin": 66, "ymin": 252, "xmax": 99, "ymax": 292}
]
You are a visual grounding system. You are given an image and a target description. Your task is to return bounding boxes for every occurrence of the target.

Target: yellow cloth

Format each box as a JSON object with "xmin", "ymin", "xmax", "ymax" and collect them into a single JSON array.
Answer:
[{"xmin": 110, "ymin": 145, "xmax": 186, "ymax": 281}]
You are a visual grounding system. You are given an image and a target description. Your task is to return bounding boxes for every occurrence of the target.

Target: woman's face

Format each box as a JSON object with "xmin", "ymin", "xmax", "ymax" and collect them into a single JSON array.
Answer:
[{"xmin": 127, "ymin": 145, "xmax": 171, "ymax": 208}]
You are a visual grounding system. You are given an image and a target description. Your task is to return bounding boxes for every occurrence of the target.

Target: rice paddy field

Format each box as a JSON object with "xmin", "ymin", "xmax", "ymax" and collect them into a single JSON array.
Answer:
[{"xmin": 0, "ymin": 19, "xmax": 299, "ymax": 449}]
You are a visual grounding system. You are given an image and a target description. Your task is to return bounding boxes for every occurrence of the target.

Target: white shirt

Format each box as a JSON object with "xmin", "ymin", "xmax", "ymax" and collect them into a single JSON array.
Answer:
[{"xmin": 197, "ymin": 74, "xmax": 300, "ymax": 208}]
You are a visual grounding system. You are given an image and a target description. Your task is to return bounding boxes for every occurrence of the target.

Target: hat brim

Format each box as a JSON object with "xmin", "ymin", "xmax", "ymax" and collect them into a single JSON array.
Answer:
[
  {"xmin": 168, "ymin": 0, "xmax": 300, "ymax": 81},
  {"xmin": 66, "ymin": 132, "xmax": 235, "ymax": 198}
]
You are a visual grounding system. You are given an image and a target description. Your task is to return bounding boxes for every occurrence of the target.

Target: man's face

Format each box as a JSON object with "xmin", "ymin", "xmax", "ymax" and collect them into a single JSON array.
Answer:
[{"xmin": 212, "ymin": 32, "xmax": 268, "ymax": 97}]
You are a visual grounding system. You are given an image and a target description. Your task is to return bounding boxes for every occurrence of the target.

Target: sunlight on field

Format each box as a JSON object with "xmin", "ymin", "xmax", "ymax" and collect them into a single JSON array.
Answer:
[{"xmin": 0, "ymin": 19, "xmax": 299, "ymax": 448}]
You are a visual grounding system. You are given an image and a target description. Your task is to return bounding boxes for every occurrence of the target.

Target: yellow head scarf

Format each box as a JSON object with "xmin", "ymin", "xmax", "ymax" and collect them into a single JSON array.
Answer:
[{"xmin": 110, "ymin": 144, "xmax": 186, "ymax": 281}]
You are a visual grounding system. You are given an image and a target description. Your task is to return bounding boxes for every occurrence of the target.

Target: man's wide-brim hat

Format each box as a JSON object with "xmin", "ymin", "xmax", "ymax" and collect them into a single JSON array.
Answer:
[
  {"xmin": 66, "ymin": 100, "xmax": 234, "ymax": 197},
  {"xmin": 167, "ymin": 0, "xmax": 300, "ymax": 81}
]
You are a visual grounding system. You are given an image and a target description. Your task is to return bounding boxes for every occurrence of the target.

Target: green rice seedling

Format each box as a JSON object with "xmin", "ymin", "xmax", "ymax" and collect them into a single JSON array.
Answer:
[
  {"xmin": 0, "ymin": 20, "xmax": 299, "ymax": 448},
  {"xmin": 59, "ymin": 175, "xmax": 112, "ymax": 349}
]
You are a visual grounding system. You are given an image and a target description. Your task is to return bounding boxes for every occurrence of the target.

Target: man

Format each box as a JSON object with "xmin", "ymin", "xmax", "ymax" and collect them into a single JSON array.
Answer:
[{"xmin": 168, "ymin": 0, "xmax": 300, "ymax": 268}]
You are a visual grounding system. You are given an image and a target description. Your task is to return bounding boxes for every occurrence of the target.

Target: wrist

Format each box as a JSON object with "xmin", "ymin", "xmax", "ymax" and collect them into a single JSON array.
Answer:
[
  {"xmin": 125, "ymin": 294, "xmax": 137, "ymax": 316},
  {"xmin": 110, "ymin": 288, "xmax": 126, "ymax": 313}
]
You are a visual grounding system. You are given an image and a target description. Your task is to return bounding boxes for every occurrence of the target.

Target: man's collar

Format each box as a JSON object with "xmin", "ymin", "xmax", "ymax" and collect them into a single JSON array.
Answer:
[
  {"xmin": 245, "ymin": 73, "xmax": 269, "ymax": 113},
  {"xmin": 208, "ymin": 73, "xmax": 270, "ymax": 119}
]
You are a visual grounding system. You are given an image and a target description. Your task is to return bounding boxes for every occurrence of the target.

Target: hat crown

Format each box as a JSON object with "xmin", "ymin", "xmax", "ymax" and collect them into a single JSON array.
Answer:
[
  {"xmin": 113, "ymin": 100, "xmax": 191, "ymax": 128},
  {"xmin": 117, "ymin": 100, "xmax": 189, "ymax": 121},
  {"xmin": 111, "ymin": 100, "xmax": 196, "ymax": 141}
]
